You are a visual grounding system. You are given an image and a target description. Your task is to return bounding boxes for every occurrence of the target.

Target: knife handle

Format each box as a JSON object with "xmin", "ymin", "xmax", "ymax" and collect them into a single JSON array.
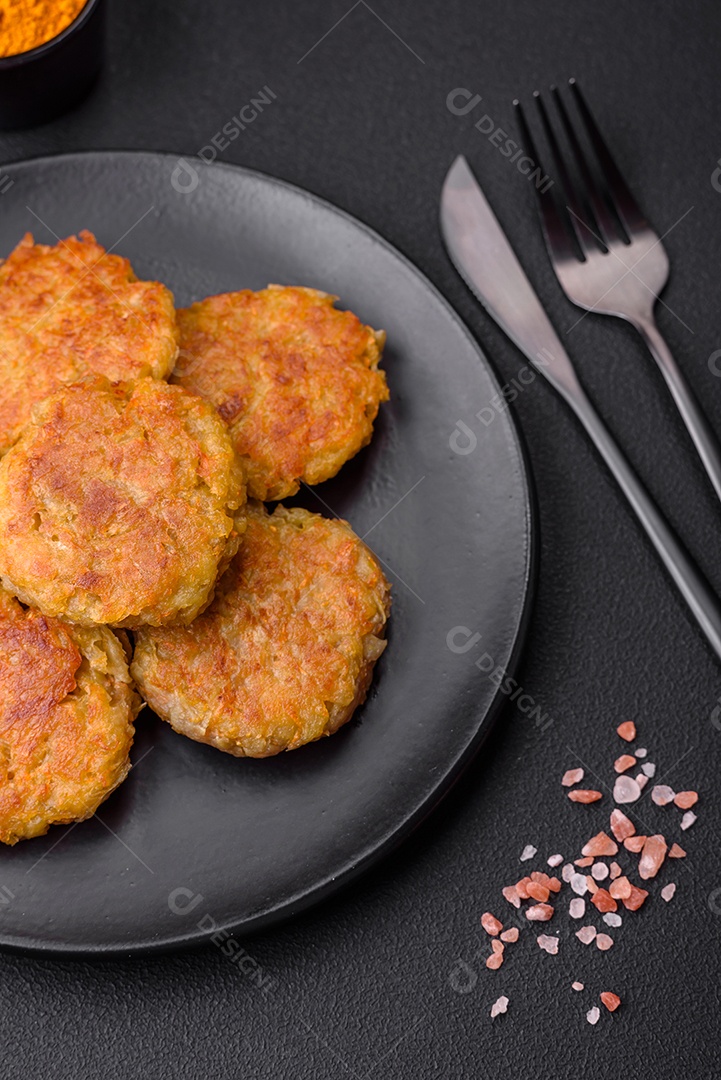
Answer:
[{"xmin": 565, "ymin": 382, "xmax": 721, "ymax": 661}]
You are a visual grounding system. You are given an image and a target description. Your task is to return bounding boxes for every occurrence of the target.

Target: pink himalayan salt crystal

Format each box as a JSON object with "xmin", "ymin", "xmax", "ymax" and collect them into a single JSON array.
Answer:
[
  {"xmin": 651, "ymin": 785, "xmax": 675, "ymax": 806},
  {"xmin": 591, "ymin": 863, "xmax": 609, "ymax": 881},
  {"xmin": 614, "ymin": 775, "xmax": 641, "ymax": 804},
  {"xmin": 641, "ymin": 762, "xmax": 656, "ymax": 778},
  {"xmin": 582, "ymin": 832, "xmax": 618, "ymax": 858},
  {"xmin": 502, "ymin": 885, "xmax": 521, "ymax": 909},
  {"xmin": 486, "ymin": 952, "xmax": 503, "ymax": 970},
  {"xmin": 526, "ymin": 903, "xmax": 554, "ymax": 922},
  {"xmin": 635, "ymin": 747, "xmax": 647, "ymax": 758},
  {"xmin": 586, "ymin": 1006, "xmax": 601, "ymax": 1025},
  {"xmin": 491, "ymin": 940, "xmax": 504, "ymax": 955},
  {"xmin": 537, "ymin": 934, "xmax": 559, "ymax": 955},
  {"xmin": 575, "ymin": 925, "xmax": 596, "ymax": 945},
  {"xmin": 500, "ymin": 927, "xmax": 519, "ymax": 943},
  {"xmin": 674, "ymin": 791, "xmax": 698, "ymax": 809},
  {"xmin": 681, "ymin": 811, "xmax": 697, "ymax": 830},
  {"xmin": 617, "ymin": 721, "xmax": 636, "ymax": 741},
  {"xmin": 481, "ymin": 912, "xmax": 503, "ymax": 936},
  {"xmin": 636, "ymin": 773, "xmax": 648, "ymax": 791},
  {"xmin": 609, "ymin": 862, "xmax": 622, "ymax": 880},
  {"xmin": 596, "ymin": 934, "xmax": 614, "ymax": 951},
  {"xmin": 490, "ymin": 995, "xmax": 509, "ymax": 1018},
  {"xmin": 572, "ymin": 981, "xmax": 584, "ymax": 991},
  {"xmin": 568, "ymin": 790, "xmax": 603, "ymax": 803},
  {"xmin": 669, "ymin": 843, "xmax": 686, "ymax": 858},
  {"xmin": 562, "ymin": 864, "xmax": 574, "ymax": 883},
  {"xmin": 562, "ymin": 767, "xmax": 584, "ymax": 786},
  {"xmin": 610, "ymin": 809, "xmax": 635, "ymax": 842},
  {"xmin": 547, "ymin": 854, "xmax": 564, "ymax": 868},
  {"xmin": 570, "ymin": 873, "xmax": 588, "ymax": 896},
  {"xmin": 661, "ymin": 883, "xmax": 676, "ymax": 902},
  {"xmin": 520, "ymin": 844, "xmax": 537, "ymax": 862},
  {"xmin": 603, "ymin": 912, "xmax": 622, "ymax": 927},
  {"xmin": 638, "ymin": 835, "xmax": 667, "ymax": 880},
  {"xmin": 614, "ymin": 754, "xmax": 636, "ymax": 773},
  {"xmin": 569, "ymin": 898, "xmax": 585, "ymax": 919}
]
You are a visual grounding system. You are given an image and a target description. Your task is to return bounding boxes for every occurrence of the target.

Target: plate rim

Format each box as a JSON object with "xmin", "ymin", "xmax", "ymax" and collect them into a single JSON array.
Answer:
[{"xmin": 0, "ymin": 149, "xmax": 537, "ymax": 956}]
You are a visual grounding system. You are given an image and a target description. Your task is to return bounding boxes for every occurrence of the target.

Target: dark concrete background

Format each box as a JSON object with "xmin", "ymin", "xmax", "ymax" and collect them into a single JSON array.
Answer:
[{"xmin": 0, "ymin": 1, "xmax": 720, "ymax": 1075}]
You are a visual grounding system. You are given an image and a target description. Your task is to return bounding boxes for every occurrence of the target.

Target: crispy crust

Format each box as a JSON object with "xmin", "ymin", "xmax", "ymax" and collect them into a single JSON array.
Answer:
[
  {"xmin": 0, "ymin": 589, "xmax": 139, "ymax": 845},
  {"xmin": 0, "ymin": 231, "xmax": 179, "ymax": 454},
  {"xmin": 173, "ymin": 286, "xmax": 389, "ymax": 501},
  {"xmin": 0, "ymin": 378, "xmax": 245, "ymax": 628},
  {"xmin": 132, "ymin": 503, "xmax": 391, "ymax": 757}
]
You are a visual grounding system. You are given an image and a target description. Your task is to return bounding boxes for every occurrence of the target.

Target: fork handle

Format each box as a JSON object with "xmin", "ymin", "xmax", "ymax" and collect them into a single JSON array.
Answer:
[
  {"xmin": 634, "ymin": 315, "xmax": 721, "ymax": 505},
  {"xmin": 565, "ymin": 381, "xmax": 721, "ymax": 662}
]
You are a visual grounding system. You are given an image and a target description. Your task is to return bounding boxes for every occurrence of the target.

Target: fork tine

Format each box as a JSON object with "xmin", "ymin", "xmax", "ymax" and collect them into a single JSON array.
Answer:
[
  {"xmin": 533, "ymin": 90, "xmax": 600, "ymax": 257},
  {"xmin": 568, "ymin": 78, "xmax": 648, "ymax": 233},
  {"xmin": 551, "ymin": 85, "xmax": 622, "ymax": 247},
  {"xmin": 512, "ymin": 98, "xmax": 578, "ymax": 265}
]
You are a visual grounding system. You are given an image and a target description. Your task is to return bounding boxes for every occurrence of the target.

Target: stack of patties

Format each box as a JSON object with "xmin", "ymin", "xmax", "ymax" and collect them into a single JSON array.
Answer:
[{"xmin": 0, "ymin": 235, "xmax": 391, "ymax": 844}]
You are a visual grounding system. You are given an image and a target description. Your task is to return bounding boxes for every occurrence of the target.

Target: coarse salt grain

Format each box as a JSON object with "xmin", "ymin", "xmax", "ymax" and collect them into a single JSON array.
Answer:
[
  {"xmin": 603, "ymin": 912, "xmax": 622, "ymax": 927},
  {"xmin": 669, "ymin": 843, "xmax": 686, "ymax": 858},
  {"xmin": 582, "ymin": 831, "xmax": 618, "ymax": 858},
  {"xmin": 562, "ymin": 863, "xmax": 574, "ymax": 882},
  {"xmin": 547, "ymin": 853, "xmax": 564, "ymax": 867},
  {"xmin": 502, "ymin": 885, "xmax": 521, "ymax": 908},
  {"xmin": 500, "ymin": 927, "xmax": 519, "ymax": 943},
  {"xmin": 614, "ymin": 775, "xmax": 641, "ymax": 804},
  {"xmin": 624, "ymin": 835, "xmax": 646, "ymax": 852},
  {"xmin": 610, "ymin": 809, "xmax": 636, "ymax": 842},
  {"xmin": 562, "ymin": 768, "xmax": 584, "ymax": 786},
  {"xmin": 491, "ymin": 940, "xmax": 504, "ymax": 955},
  {"xmin": 572, "ymin": 981, "xmax": 584, "ymax": 991},
  {"xmin": 537, "ymin": 934, "xmax": 559, "ymax": 954},
  {"xmin": 635, "ymin": 747, "xmax": 647, "ymax": 758},
  {"xmin": 636, "ymin": 773, "xmax": 648, "ymax": 791},
  {"xmin": 651, "ymin": 785, "xmax": 675, "ymax": 806},
  {"xmin": 596, "ymin": 934, "xmax": 614, "ymax": 951},
  {"xmin": 575, "ymin": 925, "xmax": 596, "ymax": 945},
  {"xmin": 490, "ymin": 995, "xmax": 509, "ymax": 1017},
  {"xmin": 674, "ymin": 791, "xmax": 698, "ymax": 809},
  {"xmin": 568, "ymin": 789, "xmax": 603, "ymax": 803},
  {"xmin": 638, "ymin": 834, "xmax": 667, "ymax": 880},
  {"xmin": 617, "ymin": 721, "xmax": 636, "ymax": 742},
  {"xmin": 526, "ymin": 903, "xmax": 554, "ymax": 922},
  {"xmin": 571, "ymin": 873, "xmax": 588, "ymax": 896},
  {"xmin": 641, "ymin": 762, "xmax": 656, "ymax": 778},
  {"xmin": 681, "ymin": 811, "xmax": 697, "ymax": 830},
  {"xmin": 520, "ymin": 844, "xmax": 537, "ymax": 861},
  {"xmin": 486, "ymin": 952, "xmax": 503, "ymax": 970},
  {"xmin": 586, "ymin": 1006, "xmax": 601, "ymax": 1025},
  {"xmin": 600, "ymin": 991, "xmax": 621, "ymax": 1012},
  {"xmin": 661, "ymin": 883, "xmax": 676, "ymax": 902},
  {"xmin": 614, "ymin": 754, "xmax": 636, "ymax": 773},
  {"xmin": 609, "ymin": 876, "xmax": 632, "ymax": 900},
  {"xmin": 569, "ymin": 898, "xmax": 586, "ymax": 919},
  {"xmin": 591, "ymin": 889, "xmax": 617, "ymax": 913},
  {"xmin": 609, "ymin": 862, "xmax": 622, "ymax": 879},
  {"xmin": 481, "ymin": 912, "xmax": 503, "ymax": 936},
  {"xmin": 591, "ymin": 862, "xmax": 609, "ymax": 881},
  {"xmin": 622, "ymin": 885, "xmax": 648, "ymax": 911},
  {"xmin": 575, "ymin": 856, "xmax": 593, "ymax": 868}
]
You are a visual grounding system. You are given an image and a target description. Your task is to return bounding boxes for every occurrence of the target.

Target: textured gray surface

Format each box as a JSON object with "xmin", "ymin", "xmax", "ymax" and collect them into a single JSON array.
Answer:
[{"xmin": 0, "ymin": 0, "xmax": 720, "ymax": 1075}]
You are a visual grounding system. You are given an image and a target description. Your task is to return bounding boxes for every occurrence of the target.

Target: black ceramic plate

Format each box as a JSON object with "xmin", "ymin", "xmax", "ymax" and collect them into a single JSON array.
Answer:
[{"xmin": 0, "ymin": 152, "xmax": 534, "ymax": 954}]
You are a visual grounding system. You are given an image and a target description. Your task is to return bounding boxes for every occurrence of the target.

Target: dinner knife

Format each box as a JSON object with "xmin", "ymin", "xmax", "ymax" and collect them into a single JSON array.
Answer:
[{"xmin": 441, "ymin": 154, "xmax": 721, "ymax": 663}]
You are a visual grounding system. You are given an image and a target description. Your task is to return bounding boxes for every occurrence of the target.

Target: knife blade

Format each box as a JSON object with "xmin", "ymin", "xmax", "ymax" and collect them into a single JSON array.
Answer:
[{"xmin": 440, "ymin": 154, "xmax": 581, "ymax": 403}]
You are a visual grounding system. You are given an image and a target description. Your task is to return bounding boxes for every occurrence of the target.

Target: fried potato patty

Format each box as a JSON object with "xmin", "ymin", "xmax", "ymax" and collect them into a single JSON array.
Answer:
[
  {"xmin": 0, "ymin": 589, "xmax": 139, "ymax": 845},
  {"xmin": 0, "ymin": 231, "xmax": 179, "ymax": 454},
  {"xmin": 0, "ymin": 378, "xmax": 245, "ymax": 628},
  {"xmin": 132, "ymin": 503, "xmax": 391, "ymax": 757},
  {"xmin": 173, "ymin": 286, "xmax": 389, "ymax": 501}
]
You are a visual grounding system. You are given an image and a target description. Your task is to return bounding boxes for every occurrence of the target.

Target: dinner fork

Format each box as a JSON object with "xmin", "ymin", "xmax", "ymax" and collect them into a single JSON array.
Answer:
[{"xmin": 514, "ymin": 80, "xmax": 721, "ymax": 505}]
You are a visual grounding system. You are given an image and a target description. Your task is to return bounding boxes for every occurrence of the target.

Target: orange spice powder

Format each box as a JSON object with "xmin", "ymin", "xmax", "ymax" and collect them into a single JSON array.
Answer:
[{"xmin": 0, "ymin": 0, "xmax": 87, "ymax": 58}]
